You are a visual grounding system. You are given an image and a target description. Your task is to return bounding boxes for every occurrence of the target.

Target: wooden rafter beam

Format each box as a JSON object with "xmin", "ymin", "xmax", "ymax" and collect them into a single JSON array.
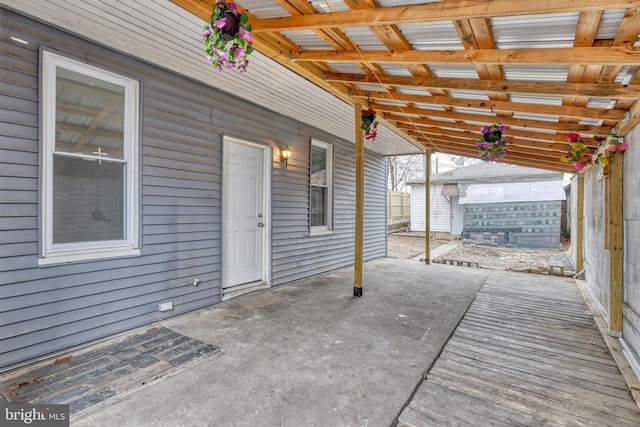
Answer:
[
  {"xmin": 353, "ymin": 90, "xmax": 625, "ymax": 121},
  {"xmin": 341, "ymin": 0, "xmax": 448, "ymax": 98},
  {"xmin": 615, "ymin": 100, "xmax": 640, "ymax": 136},
  {"xmin": 251, "ymin": 0, "xmax": 640, "ymax": 32},
  {"xmin": 409, "ymin": 130, "xmax": 566, "ymax": 163},
  {"xmin": 327, "ymin": 73, "xmax": 640, "ymax": 99},
  {"xmin": 415, "ymin": 139, "xmax": 574, "ymax": 173},
  {"xmin": 371, "ymin": 103, "xmax": 610, "ymax": 136},
  {"xmin": 405, "ymin": 129, "xmax": 567, "ymax": 159},
  {"xmin": 395, "ymin": 124, "xmax": 591, "ymax": 151},
  {"xmin": 294, "ymin": 46, "xmax": 640, "ymax": 66},
  {"xmin": 385, "ymin": 113, "xmax": 600, "ymax": 146}
]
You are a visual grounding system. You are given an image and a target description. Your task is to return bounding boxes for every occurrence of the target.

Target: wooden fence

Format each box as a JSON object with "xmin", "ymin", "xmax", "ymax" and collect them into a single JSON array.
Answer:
[{"xmin": 388, "ymin": 191, "xmax": 411, "ymax": 219}]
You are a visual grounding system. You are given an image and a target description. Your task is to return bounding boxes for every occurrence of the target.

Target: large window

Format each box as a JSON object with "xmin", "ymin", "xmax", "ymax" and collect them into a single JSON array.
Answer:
[
  {"xmin": 310, "ymin": 140, "xmax": 333, "ymax": 234},
  {"xmin": 40, "ymin": 51, "xmax": 140, "ymax": 264}
]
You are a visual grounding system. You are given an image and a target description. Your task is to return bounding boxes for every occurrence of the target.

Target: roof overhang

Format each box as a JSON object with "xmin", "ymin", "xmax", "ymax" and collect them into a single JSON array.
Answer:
[{"xmin": 171, "ymin": 0, "xmax": 640, "ymax": 173}]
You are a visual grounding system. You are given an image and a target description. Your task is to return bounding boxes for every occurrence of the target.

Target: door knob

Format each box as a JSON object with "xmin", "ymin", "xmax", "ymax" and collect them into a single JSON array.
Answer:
[{"xmin": 258, "ymin": 222, "xmax": 264, "ymax": 227}]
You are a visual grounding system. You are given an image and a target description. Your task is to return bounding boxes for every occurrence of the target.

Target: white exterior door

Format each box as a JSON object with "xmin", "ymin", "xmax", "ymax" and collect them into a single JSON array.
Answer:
[
  {"xmin": 223, "ymin": 140, "xmax": 266, "ymax": 289},
  {"xmin": 451, "ymin": 196, "xmax": 464, "ymax": 237}
]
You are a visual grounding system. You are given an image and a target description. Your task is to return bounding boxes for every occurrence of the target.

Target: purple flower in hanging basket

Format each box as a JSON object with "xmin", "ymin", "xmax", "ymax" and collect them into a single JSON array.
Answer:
[
  {"xmin": 213, "ymin": 17, "xmax": 227, "ymax": 29},
  {"xmin": 239, "ymin": 27, "xmax": 252, "ymax": 43},
  {"xmin": 227, "ymin": 2, "xmax": 239, "ymax": 14},
  {"xmin": 202, "ymin": 29, "xmax": 212, "ymax": 37},
  {"xmin": 234, "ymin": 46, "xmax": 246, "ymax": 58}
]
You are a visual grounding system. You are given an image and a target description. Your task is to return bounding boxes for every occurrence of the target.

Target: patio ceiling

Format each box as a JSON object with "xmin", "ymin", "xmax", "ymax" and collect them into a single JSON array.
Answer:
[{"xmin": 173, "ymin": 0, "xmax": 640, "ymax": 173}]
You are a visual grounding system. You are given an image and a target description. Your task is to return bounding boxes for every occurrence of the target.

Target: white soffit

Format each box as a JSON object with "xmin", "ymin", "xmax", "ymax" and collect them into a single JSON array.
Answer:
[{"xmin": 0, "ymin": 0, "xmax": 421, "ymax": 155}]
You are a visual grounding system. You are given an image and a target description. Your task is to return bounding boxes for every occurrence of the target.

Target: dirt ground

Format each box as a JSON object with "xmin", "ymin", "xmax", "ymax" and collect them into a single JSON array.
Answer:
[
  {"xmin": 387, "ymin": 232, "xmax": 442, "ymax": 259},
  {"xmin": 388, "ymin": 232, "xmax": 574, "ymax": 273}
]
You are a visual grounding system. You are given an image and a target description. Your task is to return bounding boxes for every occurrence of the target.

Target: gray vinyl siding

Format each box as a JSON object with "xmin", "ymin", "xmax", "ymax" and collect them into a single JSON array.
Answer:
[
  {"xmin": 271, "ymin": 124, "xmax": 387, "ymax": 284},
  {"xmin": 0, "ymin": 8, "xmax": 387, "ymax": 370}
]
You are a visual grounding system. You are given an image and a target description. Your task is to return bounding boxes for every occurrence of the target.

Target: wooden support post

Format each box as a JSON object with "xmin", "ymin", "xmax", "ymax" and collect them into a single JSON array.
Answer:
[
  {"xmin": 354, "ymin": 104, "xmax": 364, "ymax": 297},
  {"xmin": 576, "ymin": 175, "xmax": 584, "ymax": 272},
  {"xmin": 609, "ymin": 156, "xmax": 624, "ymax": 336},
  {"xmin": 424, "ymin": 150, "xmax": 431, "ymax": 264}
]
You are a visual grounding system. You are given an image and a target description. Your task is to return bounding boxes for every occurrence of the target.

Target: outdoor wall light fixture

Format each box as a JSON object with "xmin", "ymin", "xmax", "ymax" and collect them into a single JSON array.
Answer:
[{"xmin": 280, "ymin": 147, "xmax": 292, "ymax": 167}]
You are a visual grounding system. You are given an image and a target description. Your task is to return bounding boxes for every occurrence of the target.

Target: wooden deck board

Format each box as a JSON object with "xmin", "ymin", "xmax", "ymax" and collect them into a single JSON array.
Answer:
[
  {"xmin": 398, "ymin": 271, "xmax": 640, "ymax": 426},
  {"xmin": 455, "ymin": 324, "xmax": 619, "ymax": 368}
]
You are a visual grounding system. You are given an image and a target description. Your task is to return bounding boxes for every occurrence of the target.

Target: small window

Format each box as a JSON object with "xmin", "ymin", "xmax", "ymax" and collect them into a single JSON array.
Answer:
[
  {"xmin": 310, "ymin": 140, "xmax": 333, "ymax": 234},
  {"xmin": 40, "ymin": 51, "xmax": 140, "ymax": 264}
]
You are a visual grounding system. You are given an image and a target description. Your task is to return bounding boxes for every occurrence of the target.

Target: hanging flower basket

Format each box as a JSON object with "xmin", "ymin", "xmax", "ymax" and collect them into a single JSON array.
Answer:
[
  {"xmin": 605, "ymin": 130, "xmax": 628, "ymax": 161},
  {"xmin": 483, "ymin": 128, "xmax": 502, "ymax": 143},
  {"xmin": 361, "ymin": 107, "xmax": 378, "ymax": 141},
  {"xmin": 220, "ymin": 11, "xmax": 240, "ymax": 39},
  {"xmin": 560, "ymin": 133, "xmax": 594, "ymax": 171},
  {"xmin": 202, "ymin": 0, "xmax": 254, "ymax": 73},
  {"xmin": 594, "ymin": 130, "xmax": 629, "ymax": 167},
  {"xmin": 476, "ymin": 123, "xmax": 510, "ymax": 161}
]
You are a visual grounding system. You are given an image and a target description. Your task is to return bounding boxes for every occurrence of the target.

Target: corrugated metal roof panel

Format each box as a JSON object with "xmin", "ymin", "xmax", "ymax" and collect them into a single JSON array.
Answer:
[
  {"xmin": 512, "ymin": 112, "xmax": 559, "ymax": 122},
  {"xmin": 579, "ymin": 118, "xmax": 604, "ymax": 126},
  {"xmin": 492, "ymin": 13, "xmax": 578, "ymax": 48},
  {"xmin": 502, "ymin": 66, "xmax": 568, "ymax": 82},
  {"xmin": 324, "ymin": 62, "xmax": 365, "ymax": 73},
  {"xmin": 280, "ymin": 30, "xmax": 333, "ymax": 49},
  {"xmin": 355, "ymin": 83, "xmax": 388, "ymax": 92},
  {"xmin": 397, "ymin": 21, "xmax": 465, "ymax": 50},
  {"xmin": 510, "ymin": 94, "xmax": 563, "ymax": 106},
  {"xmin": 617, "ymin": 66, "xmax": 635, "ymax": 85},
  {"xmin": 597, "ymin": 9, "xmax": 626, "ymax": 39},
  {"xmin": 398, "ymin": 87, "xmax": 434, "ymax": 96},
  {"xmin": 343, "ymin": 27, "xmax": 388, "ymax": 50},
  {"xmin": 430, "ymin": 117, "xmax": 457, "ymax": 123},
  {"xmin": 586, "ymin": 99, "xmax": 616, "ymax": 109},
  {"xmin": 454, "ymin": 107, "xmax": 494, "ymax": 116},
  {"xmin": 448, "ymin": 90, "xmax": 490, "ymax": 100},
  {"xmin": 378, "ymin": 99, "xmax": 408, "ymax": 106},
  {"xmin": 414, "ymin": 104, "xmax": 446, "ymax": 111},
  {"xmin": 378, "ymin": 64, "xmax": 415, "ymax": 77},
  {"xmin": 310, "ymin": 0, "xmax": 350, "ymax": 13},
  {"xmin": 230, "ymin": 0, "xmax": 288, "ymax": 18},
  {"xmin": 430, "ymin": 65, "xmax": 479, "ymax": 79},
  {"xmin": 460, "ymin": 181, "xmax": 567, "ymax": 204},
  {"xmin": 378, "ymin": 0, "xmax": 441, "ymax": 7}
]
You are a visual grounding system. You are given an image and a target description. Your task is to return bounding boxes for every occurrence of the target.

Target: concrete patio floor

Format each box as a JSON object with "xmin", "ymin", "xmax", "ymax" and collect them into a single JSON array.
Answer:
[
  {"xmin": 71, "ymin": 260, "xmax": 489, "ymax": 426},
  {"xmin": 42, "ymin": 258, "xmax": 638, "ymax": 426}
]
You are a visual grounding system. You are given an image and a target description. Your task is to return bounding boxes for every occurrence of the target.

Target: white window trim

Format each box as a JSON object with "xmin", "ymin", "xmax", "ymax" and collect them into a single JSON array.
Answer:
[
  {"xmin": 310, "ymin": 139, "xmax": 333, "ymax": 235},
  {"xmin": 39, "ymin": 50, "xmax": 140, "ymax": 265}
]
